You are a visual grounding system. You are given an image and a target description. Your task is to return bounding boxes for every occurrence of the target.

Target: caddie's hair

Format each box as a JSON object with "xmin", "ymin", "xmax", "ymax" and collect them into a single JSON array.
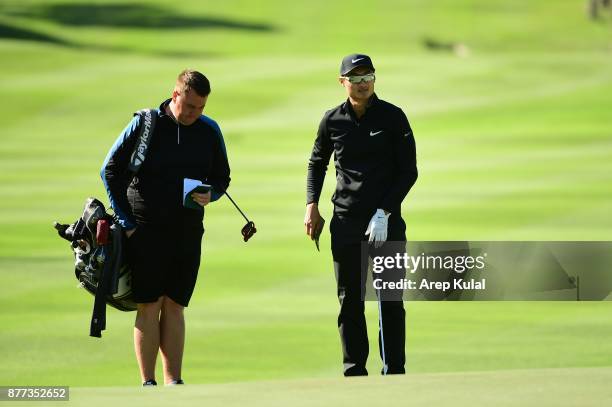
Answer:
[{"xmin": 176, "ymin": 69, "xmax": 211, "ymax": 97}]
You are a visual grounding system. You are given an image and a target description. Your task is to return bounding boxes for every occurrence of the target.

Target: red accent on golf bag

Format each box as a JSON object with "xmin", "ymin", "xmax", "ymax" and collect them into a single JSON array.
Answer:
[{"xmin": 96, "ymin": 219, "xmax": 110, "ymax": 246}]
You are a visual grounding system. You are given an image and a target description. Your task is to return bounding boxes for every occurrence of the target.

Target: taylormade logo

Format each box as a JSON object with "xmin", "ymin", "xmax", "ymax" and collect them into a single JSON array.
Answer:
[{"xmin": 131, "ymin": 111, "xmax": 152, "ymax": 166}]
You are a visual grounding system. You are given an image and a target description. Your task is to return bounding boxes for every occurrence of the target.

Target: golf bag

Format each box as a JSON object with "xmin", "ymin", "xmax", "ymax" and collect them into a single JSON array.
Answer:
[{"xmin": 54, "ymin": 197, "xmax": 136, "ymax": 338}]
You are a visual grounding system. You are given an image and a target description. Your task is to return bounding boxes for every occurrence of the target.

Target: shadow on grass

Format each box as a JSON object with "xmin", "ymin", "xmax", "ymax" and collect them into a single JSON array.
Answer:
[
  {"xmin": 0, "ymin": 20, "xmax": 218, "ymax": 58},
  {"xmin": 0, "ymin": 21, "xmax": 69, "ymax": 45},
  {"xmin": 4, "ymin": 3, "xmax": 275, "ymax": 31}
]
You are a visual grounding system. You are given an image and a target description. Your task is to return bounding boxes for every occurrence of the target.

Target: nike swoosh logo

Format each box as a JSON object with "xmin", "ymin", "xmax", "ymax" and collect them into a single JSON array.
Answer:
[
  {"xmin": 351, "ymin": 58, "xmax": 365, "ymax": 63},
  {"xmin": 370, "ymin": 130, "xmax": 383, "ymax": 136}
]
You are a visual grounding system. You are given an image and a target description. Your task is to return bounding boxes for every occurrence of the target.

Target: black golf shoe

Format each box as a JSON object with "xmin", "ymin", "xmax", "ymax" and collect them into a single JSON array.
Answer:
[{"xmin": 344, "ymin": 366, "xmax": 368, "ymax": 376}]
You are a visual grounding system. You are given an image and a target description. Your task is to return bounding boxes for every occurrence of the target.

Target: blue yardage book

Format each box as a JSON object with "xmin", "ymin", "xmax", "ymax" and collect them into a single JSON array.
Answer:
[{"xmin": 183, "ymin": 178, "xmax": 211, "ymax": 210}]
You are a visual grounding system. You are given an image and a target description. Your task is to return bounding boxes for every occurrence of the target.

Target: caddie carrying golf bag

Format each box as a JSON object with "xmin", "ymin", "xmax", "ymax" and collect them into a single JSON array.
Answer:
[{"xmin": 54, "ymin": 197, "xmax": 136, "ymax": 338}]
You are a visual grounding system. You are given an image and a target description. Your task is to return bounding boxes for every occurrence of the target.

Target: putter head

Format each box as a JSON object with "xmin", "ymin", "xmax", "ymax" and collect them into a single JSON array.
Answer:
[{"xmin": 241, "ymin": 221, "xmax": 256, "ymax": 242}]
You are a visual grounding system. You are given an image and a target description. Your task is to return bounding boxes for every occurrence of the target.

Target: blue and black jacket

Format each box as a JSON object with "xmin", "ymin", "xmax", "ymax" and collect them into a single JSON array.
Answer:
[{"xmin": 101, "ymin": 99, "xmax": 231, "ymax": 229}]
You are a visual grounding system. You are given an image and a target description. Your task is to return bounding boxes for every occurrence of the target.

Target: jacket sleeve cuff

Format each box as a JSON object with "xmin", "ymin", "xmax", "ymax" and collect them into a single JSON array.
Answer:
[{"xmin": 211, "ymin": 188, "xmax": 224, "ymax": 202}]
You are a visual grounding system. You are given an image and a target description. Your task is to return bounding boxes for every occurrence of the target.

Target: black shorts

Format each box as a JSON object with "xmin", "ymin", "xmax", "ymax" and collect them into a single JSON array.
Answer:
[{"xmin": 126, "ymin": 221, "xmax": 204, "ymax": 307}]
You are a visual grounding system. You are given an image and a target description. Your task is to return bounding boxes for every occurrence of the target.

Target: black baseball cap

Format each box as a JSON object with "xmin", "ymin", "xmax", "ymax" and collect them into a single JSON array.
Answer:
[{"xmin": 340, "ymin": 53, "xmax": 375, "ymax": 76}]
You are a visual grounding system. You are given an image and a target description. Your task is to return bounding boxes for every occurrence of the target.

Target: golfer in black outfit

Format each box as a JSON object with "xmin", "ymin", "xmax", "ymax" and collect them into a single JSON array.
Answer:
[
  {"xmin": 101, "ymin": 69, "xmax": 230, "ymax": 386},
  {"xmin": 305, "ymin": 54, "xmax": 417, "ymax": 376}
]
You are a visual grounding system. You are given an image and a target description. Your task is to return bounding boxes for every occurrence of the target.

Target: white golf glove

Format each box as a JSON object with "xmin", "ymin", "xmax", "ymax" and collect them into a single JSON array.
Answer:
[{"xmin": 365, "ymin": 209, "xmax": 390, "ymax": 248}]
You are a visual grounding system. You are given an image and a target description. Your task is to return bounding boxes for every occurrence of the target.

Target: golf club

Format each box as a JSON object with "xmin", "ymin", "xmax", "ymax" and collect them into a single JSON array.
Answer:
[
  {"xmin": 377, "ymin": 288, "xmax": 388, "ymax": 375},
  {"xmin": 224, "ymin": 191, "xmax": 257, "ymax": 242}
]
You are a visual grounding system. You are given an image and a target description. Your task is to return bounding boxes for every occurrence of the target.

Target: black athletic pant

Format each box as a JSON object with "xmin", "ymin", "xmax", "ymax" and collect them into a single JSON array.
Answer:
[{"xmin": 330, "ymin": 213, "xmax": 407, "ymax": 376}]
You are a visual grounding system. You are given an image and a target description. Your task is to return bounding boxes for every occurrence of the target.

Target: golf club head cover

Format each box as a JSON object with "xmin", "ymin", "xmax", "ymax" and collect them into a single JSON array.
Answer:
[
  {"xmin": 54, "ymin": 221, "xmax": 72, "ymax": 241},
  {"xmin": 96, "ymin": 219, "xmax": 110, "ymax": 246},
  {"xmin": 241, "ymin": 221, "xmax": 256, "ymax": 242}
]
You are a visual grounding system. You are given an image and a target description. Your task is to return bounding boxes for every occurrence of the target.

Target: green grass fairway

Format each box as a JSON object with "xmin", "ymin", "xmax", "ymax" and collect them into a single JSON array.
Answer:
[
  {"xmin": 1, "ymin": 0, "xmax": 612, "ymax": 404},
  {"xmin": 20, "ymin": 368, "xmax": 612, "ymax": 407}
]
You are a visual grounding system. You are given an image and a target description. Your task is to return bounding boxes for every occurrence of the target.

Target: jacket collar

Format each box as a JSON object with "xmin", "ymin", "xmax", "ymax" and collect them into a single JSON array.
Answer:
[
  {"xmin": 158, "ymin": 98, "xmax": 172, "ymax": 118},
  {"xmin": 342, "ymin": 93, "xmax": 379, "ymax": 119}
]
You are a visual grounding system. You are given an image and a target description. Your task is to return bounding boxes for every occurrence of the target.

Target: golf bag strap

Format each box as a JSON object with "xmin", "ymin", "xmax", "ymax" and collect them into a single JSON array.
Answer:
[
  {"xmin": 90, "ymin": 244, "xmax": 114, "ymax": 338},
  {"xmin": 128, "ymin": 109, "xmax": 157, "ymax": 174},
  {"xmin": 108, "ymin": 224, "xmax": 125, "ymax": 295}
]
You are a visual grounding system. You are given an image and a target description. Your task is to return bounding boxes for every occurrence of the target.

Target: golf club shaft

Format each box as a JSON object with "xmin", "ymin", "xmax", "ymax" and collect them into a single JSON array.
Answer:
[
  {"xmin": 377, "ymin": 289, "xmax": 388, "ymax": 375},
  {"xmin": 224, "ymin": 191, "xmax": 250, "ymax": 223}
]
